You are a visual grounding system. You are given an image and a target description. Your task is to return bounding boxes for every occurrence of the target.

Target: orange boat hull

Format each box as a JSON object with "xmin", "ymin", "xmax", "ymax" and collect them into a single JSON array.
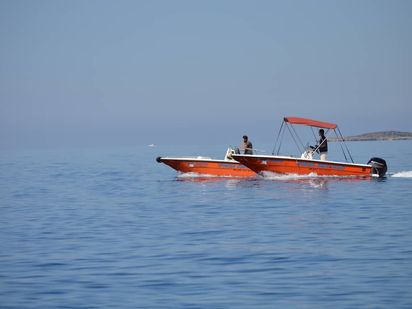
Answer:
[
  {"xmin": 157, "ymin": 157, "xmax": 256, "ymax": 177},
  {"xmin": 232, "ymin": 155, "xmax": 373, "ymax": 177}
]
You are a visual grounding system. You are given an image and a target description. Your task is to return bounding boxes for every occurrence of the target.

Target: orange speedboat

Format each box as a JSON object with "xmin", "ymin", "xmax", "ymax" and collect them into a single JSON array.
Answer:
[
  {"xmin": 232, "ymin": 117, "xmax": 387, "ymax": 178},
  {"xmin": 156, "ymin": 148, "xmax": 256, "ymax": 177}
]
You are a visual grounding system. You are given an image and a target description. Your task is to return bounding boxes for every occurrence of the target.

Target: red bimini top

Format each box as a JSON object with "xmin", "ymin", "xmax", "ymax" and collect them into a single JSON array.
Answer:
[{"xmin": 284, "ymin": 117, "xmax": 337, "ymax": 129}]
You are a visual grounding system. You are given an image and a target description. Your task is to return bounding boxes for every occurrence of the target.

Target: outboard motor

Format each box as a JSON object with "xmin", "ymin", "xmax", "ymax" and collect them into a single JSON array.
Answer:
[{"xmin": 367, "ymin": 157, "xmax": 387, "ymax": 178}]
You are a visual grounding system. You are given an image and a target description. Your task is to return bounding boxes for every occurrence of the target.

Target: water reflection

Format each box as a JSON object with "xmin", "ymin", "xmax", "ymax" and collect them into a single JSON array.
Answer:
[{"xmin": 176, "ymin": 174, "xmax": 262, "ymax": 190}]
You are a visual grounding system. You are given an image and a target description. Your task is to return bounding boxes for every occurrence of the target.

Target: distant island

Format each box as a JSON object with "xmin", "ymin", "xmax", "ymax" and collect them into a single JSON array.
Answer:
[{"xmin": 330, "ymin": 131, "xmax": 412, "ymax": 142}]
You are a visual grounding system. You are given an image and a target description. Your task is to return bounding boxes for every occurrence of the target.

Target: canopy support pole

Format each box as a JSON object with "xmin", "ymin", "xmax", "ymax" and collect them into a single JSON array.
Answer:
[
  {"xmin": 337, "ymin": 127, "xmax": 354, "ymax": 163},
  {"xmin": 286, "ymin": 123, "xmax": 304, "ymax": 154},
  {"xmin": 272, "ymin": 121, "xmax": 284, "ymax": 155},
  {"xmin": 310, "ymin": 127, "xmax": 317, "ymax": 142},
  {"xmin": 291, "ymin": 124, "xmax": 305, "ymax": 152},
  {"xmin": 335, "ymin": 129, "xmax": 349, "ymax": 162}
]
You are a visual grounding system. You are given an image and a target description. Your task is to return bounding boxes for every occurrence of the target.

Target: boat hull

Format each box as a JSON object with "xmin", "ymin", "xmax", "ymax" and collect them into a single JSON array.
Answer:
[
  {"xmin": 232, "ymin": 154, "xmax": 373, "ymax": 177},
  {"xmin": 157, "ymin": 157, "xmax": 256, "ymax": 177}
]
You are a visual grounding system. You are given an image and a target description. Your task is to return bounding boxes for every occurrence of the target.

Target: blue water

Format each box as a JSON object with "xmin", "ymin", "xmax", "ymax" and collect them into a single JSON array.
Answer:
[{"xmin": 1, "ymin": 141, "xmax": 412, "ymax": 308}]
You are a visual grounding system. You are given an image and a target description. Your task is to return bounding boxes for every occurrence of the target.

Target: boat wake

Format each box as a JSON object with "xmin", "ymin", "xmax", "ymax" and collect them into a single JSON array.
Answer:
[
  {"xmin": 176, "ymin": 170, "xmax": 412, "ymax": 180},
  {"xmin": 177, "ymin": 172, "xmax": 251, "ymax": 179},
  {"xmin": 177, "ymin": 172, "xmax": 216, "ymax": 178},
  {"xmin": 391, "ymin": 171, "xmax": 412, "ymax": 178},
  {"xmin": 261, "ymin": 171, "xmax": 321, "ymax": 180},
  {"xmin": 260, "ymin": 171, "xmax": 366, "ymax": 180}
]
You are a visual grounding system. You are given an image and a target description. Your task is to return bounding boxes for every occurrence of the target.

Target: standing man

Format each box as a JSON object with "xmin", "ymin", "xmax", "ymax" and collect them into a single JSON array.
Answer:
[
  {"xmin": 317, "ymin": 129, "xmax": 328, "ymax": 160},
  {"xmin": 243, "ymin": 135, "xmax": 253, "ymax": 155}
]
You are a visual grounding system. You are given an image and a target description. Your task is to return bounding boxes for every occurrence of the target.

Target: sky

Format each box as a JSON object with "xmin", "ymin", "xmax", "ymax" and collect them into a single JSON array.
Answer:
[{"xmin": 0, "ymin": 0, "xmax": 411, "ymax": 149}]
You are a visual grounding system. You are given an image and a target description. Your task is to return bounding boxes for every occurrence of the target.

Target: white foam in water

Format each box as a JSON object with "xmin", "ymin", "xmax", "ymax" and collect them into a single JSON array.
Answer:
[
  {"xmin": 177, "ymin": 172, "xmax": 244, "ymax": 179},
  {"xmin": 260, "ymin": 171, "xmax": 364, "ymax": 180},
  {"xmin": 391, "ymin": 171, "xmax": 412, "ymax": 178},
  {"xmin": 177, "ymin": 172, "xmax": 257, "ymax": 179},
  {"xmin": 261, "ymin": 171, "xmax": 319, "ymax": 180},
  {"xmin": 177, "ymin": 172, "xmax": 215, "ymax": 178}
]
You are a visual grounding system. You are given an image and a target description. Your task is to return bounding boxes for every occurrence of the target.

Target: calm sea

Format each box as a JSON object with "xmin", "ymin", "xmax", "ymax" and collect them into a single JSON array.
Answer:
[{"xmin": 1, "ymin": 140, "xmax": 412, "ymax": 308}]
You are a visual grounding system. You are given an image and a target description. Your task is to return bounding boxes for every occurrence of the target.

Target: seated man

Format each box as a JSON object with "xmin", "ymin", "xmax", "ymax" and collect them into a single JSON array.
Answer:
[{"xmin": 242, "ymin": 135, "xmax": 253, "ymax": 154}]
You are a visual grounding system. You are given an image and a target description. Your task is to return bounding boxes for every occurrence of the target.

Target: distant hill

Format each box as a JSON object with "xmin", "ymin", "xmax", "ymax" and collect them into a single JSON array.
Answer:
[{"xmin": 330, "ymin": 131, "xmax": 412, "ymax": 142}]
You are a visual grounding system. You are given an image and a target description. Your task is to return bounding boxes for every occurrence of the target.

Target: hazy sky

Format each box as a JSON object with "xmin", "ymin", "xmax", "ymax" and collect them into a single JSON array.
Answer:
[{"xmin": 1, "ymin": 0, "xmax": 411, "ymax": 149}]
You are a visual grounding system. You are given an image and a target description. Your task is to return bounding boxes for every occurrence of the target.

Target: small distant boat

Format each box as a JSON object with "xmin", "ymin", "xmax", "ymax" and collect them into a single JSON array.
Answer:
[
  {"xmin": 232, "ymin": 117, "xmax": 387, "ymax": 178},
  {"xmin": 156, "ymin": 148, "xmax": 256, "ymax": 177}
]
